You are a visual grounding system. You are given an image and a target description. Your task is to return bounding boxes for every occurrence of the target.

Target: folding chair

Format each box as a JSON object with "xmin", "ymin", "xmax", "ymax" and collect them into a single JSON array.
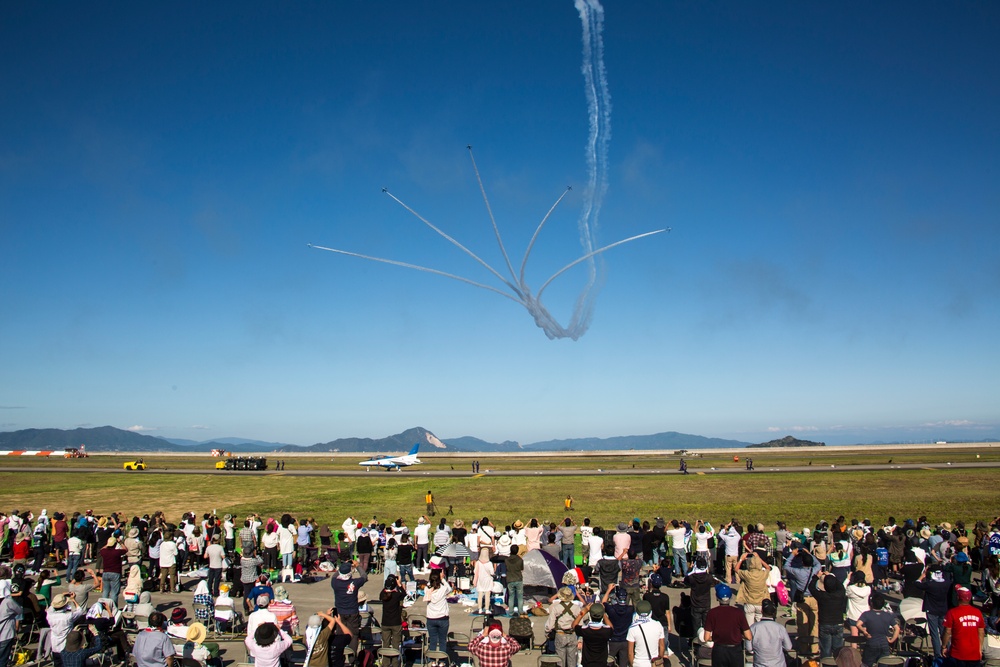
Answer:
[
  {"xmin": 469, "ymin": 615, "xmax": 486, "ymax": 637},
  {"xmin": 876, "ymin": 658, "xmax": 905, "ymax": 667},
  {"xmin": 212, "ymin": 604, "xmax": 243, "ymax": 639},
  {"xmin": 193, "ymin": 602, "xmax": 217, "ymax": 634},
  {"xmin": 448, "ymin": 631, "xmax": 472, "ymax": 664}
]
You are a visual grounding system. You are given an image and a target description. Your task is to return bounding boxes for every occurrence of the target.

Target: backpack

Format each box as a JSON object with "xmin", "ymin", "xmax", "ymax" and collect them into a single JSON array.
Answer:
[
  {"xmin": 508, "ymin": 615, "xmax": 534, "ymax": 641},
  {"xmin": 989, "ymin": 532, "xmax": 1000, "ymax": 556},
  {"xmin": 876, "ymin": 547, "xmax": 889, "ymax": 567},
  {"xmin": 775, "ymin": 580, "xmax": 790, "ymax": 606}
]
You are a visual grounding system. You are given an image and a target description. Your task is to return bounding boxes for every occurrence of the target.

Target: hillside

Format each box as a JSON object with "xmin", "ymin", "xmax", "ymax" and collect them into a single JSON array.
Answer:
[
  {"xmin": 1, "ymin": 425, "xmax": 752, "ymax": 453},
  {"xmin": 748, "ymin": 435, "xmax": 826, "ymax": 448},
  {"xmin": 524, "ymin": 431, "xmax": 750, "ymax": 451},
  {"xmin": 0, "ymin": 426, "xmax": 173, "ymax": 452}
]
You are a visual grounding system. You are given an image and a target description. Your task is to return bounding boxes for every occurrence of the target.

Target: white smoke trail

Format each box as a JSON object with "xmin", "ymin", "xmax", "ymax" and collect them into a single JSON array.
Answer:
[
  {"xmin": 568, "ymin": 0, "xmax": 612, "ymax": 338},
  {"xmin": 311, "ymin": 0, "xmax": 667, "ymax": 340}
]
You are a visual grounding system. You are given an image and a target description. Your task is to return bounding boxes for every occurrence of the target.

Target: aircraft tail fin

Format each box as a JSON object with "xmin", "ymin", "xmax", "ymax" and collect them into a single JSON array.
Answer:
[{"xmin": 408, "ymin": 442, "xmax": 420, "ymax": 456}]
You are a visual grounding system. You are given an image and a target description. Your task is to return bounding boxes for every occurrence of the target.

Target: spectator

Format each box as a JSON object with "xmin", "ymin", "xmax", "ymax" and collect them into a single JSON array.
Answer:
[
  {"xmin": 627, "ymin": 600, "xmax": 666, "ymax": 667},
  {"xmin": 572, "ymin": 602, "xmax": 612, "ymax": 667},
  {"xmin": 810, "ymin": 574, "xmax": 847, "ymax": 659},
  {"xmin": 303, "ymin": 609, "xmax": 353, "ymax": 667},
  {"xmin": 749, "ymin": 600, "xmax": 792, "ymax": 667},
  {"xmin": 704, "ymin": 584, "xmax": 752, "ymax": 667},
  {"xmin": 245, "ymin": 622, "xmax": 292, "ymax": 667},
  {"xmin": 469, "ymin": 620, "xmax": 521, "ymax": 667},
  {"xmin": 132, "ymin": 610, "xmax": 174, "ymax": 667},
  {"xmin": 857, "ymin": 593, "xmax": 899, "ymax": 666},
  {"xmin": 546, "ymin": 587, "xmax": 582, "ymax": 667},
  {"xmin": 943, "ymin": 587, "xmax": 985, "ymax": 666},
  {"xmin": 330, "ymin": 560, "xmax": 367, "ymax": 651}
]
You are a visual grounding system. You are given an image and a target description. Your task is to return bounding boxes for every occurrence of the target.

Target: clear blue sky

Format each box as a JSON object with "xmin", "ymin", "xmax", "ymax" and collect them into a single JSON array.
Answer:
[{"xmin": 2, "ymin": 2, "xmax": 998, "ymax": 446}]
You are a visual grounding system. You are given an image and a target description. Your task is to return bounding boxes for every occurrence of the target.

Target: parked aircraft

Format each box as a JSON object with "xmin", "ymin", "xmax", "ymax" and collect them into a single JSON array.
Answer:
[{"xmin": 359, "ymin": 443, "xmax": 422, "ymax": 470}]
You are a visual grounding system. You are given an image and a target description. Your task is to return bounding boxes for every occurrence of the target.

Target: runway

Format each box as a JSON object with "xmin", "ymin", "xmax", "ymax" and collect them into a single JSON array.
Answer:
[{"xmin": 2, "ymin": 460, "xmax": 999, "ymax": 477}]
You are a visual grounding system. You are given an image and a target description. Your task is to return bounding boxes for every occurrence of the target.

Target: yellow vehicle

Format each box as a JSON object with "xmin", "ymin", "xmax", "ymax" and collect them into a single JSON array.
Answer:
[
  {"xmin": 215, "ymin": 461, "xmax": 227, "ymax": 469},
  {"xmin": 123, "ymin": 460, "xmax": 147, "ymax": 471}
]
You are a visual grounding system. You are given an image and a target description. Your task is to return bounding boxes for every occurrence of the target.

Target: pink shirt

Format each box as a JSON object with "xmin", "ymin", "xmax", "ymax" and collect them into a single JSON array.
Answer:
[
  {"xmin": 245, "ymin": 630, "xmax": 293, "ymax": 667},
  {"xmin": 613, "ymin": 532, "xmax": 631, "ymax": 558}
]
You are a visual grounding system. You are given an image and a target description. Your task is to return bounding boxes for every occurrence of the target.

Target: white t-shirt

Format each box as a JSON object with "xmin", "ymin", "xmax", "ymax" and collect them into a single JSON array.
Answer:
[
  {"xmin": 667, "ymin": 527, "xmax": 687, "ymax": 550},
  {"xmin": 205, "ymin": 543, "xmax": 226, "ymax": 569},
  {"xmin": 342, "ymin": 518, "xmax": 357, "ymax": 542},
  {"xmin": 719, "ymin": 529, "xmax": 742, "ymax": 557},
  {"xmin": 845, "ymin": 584, "xmax": 871, "ymax": 621},
  {"xmin": 68, "ymin": 536, "xmax": 84, "ymax": 555},
  {"xmin": 588, "ymin": 535, "xmax": 605, "ymax": 567},
  {"xmin": 627, "ymin": 618, "xmax": 665, "ymax": 667},
  {"xmin": 414, "ymin": 523, "xmax": 431, "ymax": 546},
  {"xmin": 159, "ymin": 540, "xmax": 178, "ymax": 567},
  {"xmin": 580, "ymin": 526, "xmax": 594, "ymax": 542},
  {"xmin": 277, "ymin": 526, "xmax": 295, "ymax": 554},
  {"xmin": 694, "ymin": 529, "xmax": 714, "ymax": 552}
]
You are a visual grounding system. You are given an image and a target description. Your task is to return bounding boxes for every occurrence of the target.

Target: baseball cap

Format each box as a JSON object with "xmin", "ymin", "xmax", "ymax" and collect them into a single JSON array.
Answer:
[{"xmin": 714, "ymin": 583, "xmax": 732, "ymax": 600}]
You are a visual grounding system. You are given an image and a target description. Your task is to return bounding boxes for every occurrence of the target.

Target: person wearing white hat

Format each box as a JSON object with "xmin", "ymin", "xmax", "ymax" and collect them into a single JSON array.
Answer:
[{"xmin": 46, "ymin": 591, "xmax": 87, "ymax": 662}]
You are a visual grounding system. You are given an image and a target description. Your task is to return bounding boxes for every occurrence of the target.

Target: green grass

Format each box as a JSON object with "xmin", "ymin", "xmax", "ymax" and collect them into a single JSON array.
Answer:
[
  {"xmin": 3, "ymin": 444, "xmax": 999, "ymax": 473},
  {"xmin": 2, "ymin": 467, "xmax": 997, "ymax": 531}
]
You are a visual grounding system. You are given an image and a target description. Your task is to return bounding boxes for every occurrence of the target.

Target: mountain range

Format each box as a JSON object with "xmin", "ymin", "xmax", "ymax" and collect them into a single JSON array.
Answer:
[{"xmin": 0, "ymin": 425, "xmax": 753, "ymax": 453}]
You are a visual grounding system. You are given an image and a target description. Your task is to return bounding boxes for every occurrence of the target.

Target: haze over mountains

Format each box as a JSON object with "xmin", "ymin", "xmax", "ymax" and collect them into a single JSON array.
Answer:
[{"xmin": 0, "ymin": 425, "xmax": 754, "ymax": 453}]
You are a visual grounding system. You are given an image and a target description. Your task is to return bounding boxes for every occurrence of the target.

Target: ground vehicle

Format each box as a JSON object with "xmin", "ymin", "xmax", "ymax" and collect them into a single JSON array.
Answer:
[
  {"xmin": 64, "ymin": 446, "xmax": 88, "ymax": 458},
  {"xmin": 123, "ymin": 460, "xmax": 147, "ymax": 471},
  {"xmin": 215, "ymin": 456, "xmax": 267, "ymax": 471}
]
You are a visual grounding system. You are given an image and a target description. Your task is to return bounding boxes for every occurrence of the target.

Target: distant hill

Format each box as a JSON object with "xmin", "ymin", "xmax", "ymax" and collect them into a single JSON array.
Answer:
[
  {"xmin": 0, "ymin": 426, "xmax": 173, "ymax": 452},
  {"xmin": 1, "ymin": 425, "xmax": 751, "ymax": 453},
  {"xmin": 157, "ymin": 436, "xmax": 292, "ymax": 453},
  {"xmin": 523, "ymin": 431, "xmax": 751, "ymax": 451},
  {"xmin": 748, "ymin": 435, "xmax": 826, "ymax": 448},
  {"xmin": 291, "ymin": 427, "xmax": 452, "ymax": 453}
]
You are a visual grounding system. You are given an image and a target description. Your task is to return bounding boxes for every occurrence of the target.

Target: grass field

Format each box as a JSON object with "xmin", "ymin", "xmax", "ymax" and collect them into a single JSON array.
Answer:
[
  {"xmin": 2, "ymin": 444, "xmax": 999, "ymax": 473},
  {"xmin": 2, "ymin": 464, "xmax": 998, "ymax": 531}
]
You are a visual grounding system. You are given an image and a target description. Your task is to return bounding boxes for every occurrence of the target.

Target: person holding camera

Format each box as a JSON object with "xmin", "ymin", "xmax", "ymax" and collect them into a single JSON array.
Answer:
[
  {"xmin": 469, "ymin": 620, "xmax": 522, "ymax": 667},
  {"xmin": 132, "ymin": 611, "xmax": 174, "ymax": 667},
  {"xmin": 379, "ymin": 575, "xmax": 406, "ymax": 666},
  {"xmin": 99, "ymin": 534, "xmax": 128, "ymax": 606},
  {"xmin": 303, "ymin": 608, "xmax": 353, "ymax": 667}
]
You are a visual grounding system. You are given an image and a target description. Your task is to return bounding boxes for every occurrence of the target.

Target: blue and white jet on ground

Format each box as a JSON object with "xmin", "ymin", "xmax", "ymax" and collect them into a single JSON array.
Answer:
[{"xmin": 359, "ymin": 443, "xmax": 422, "ymax": 471}]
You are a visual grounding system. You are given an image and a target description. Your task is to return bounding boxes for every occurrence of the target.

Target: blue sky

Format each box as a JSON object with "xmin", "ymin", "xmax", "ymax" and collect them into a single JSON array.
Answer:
[{"xmin": 2, "ymin": 2, "xmax": 998, "ymax": 447}]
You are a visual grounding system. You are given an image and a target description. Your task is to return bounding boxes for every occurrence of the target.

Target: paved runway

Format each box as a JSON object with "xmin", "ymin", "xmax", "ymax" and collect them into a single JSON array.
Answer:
[{"xmin": 2, "ymin": 460, "xmax": 998, "ymax": 477}]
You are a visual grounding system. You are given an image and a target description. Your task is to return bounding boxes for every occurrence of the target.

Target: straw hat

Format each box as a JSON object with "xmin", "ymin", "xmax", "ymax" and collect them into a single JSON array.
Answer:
[
  {"xmin": 51, "ymin": 593, "xmax": 71, "ymax": 610},
  {"xmin": 186, "ymin": 623, "xmax": 207, "ymax": 645},
  {"xmin": 453, "ymin": 519, "xmax": 465, "ymax": 529}
]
